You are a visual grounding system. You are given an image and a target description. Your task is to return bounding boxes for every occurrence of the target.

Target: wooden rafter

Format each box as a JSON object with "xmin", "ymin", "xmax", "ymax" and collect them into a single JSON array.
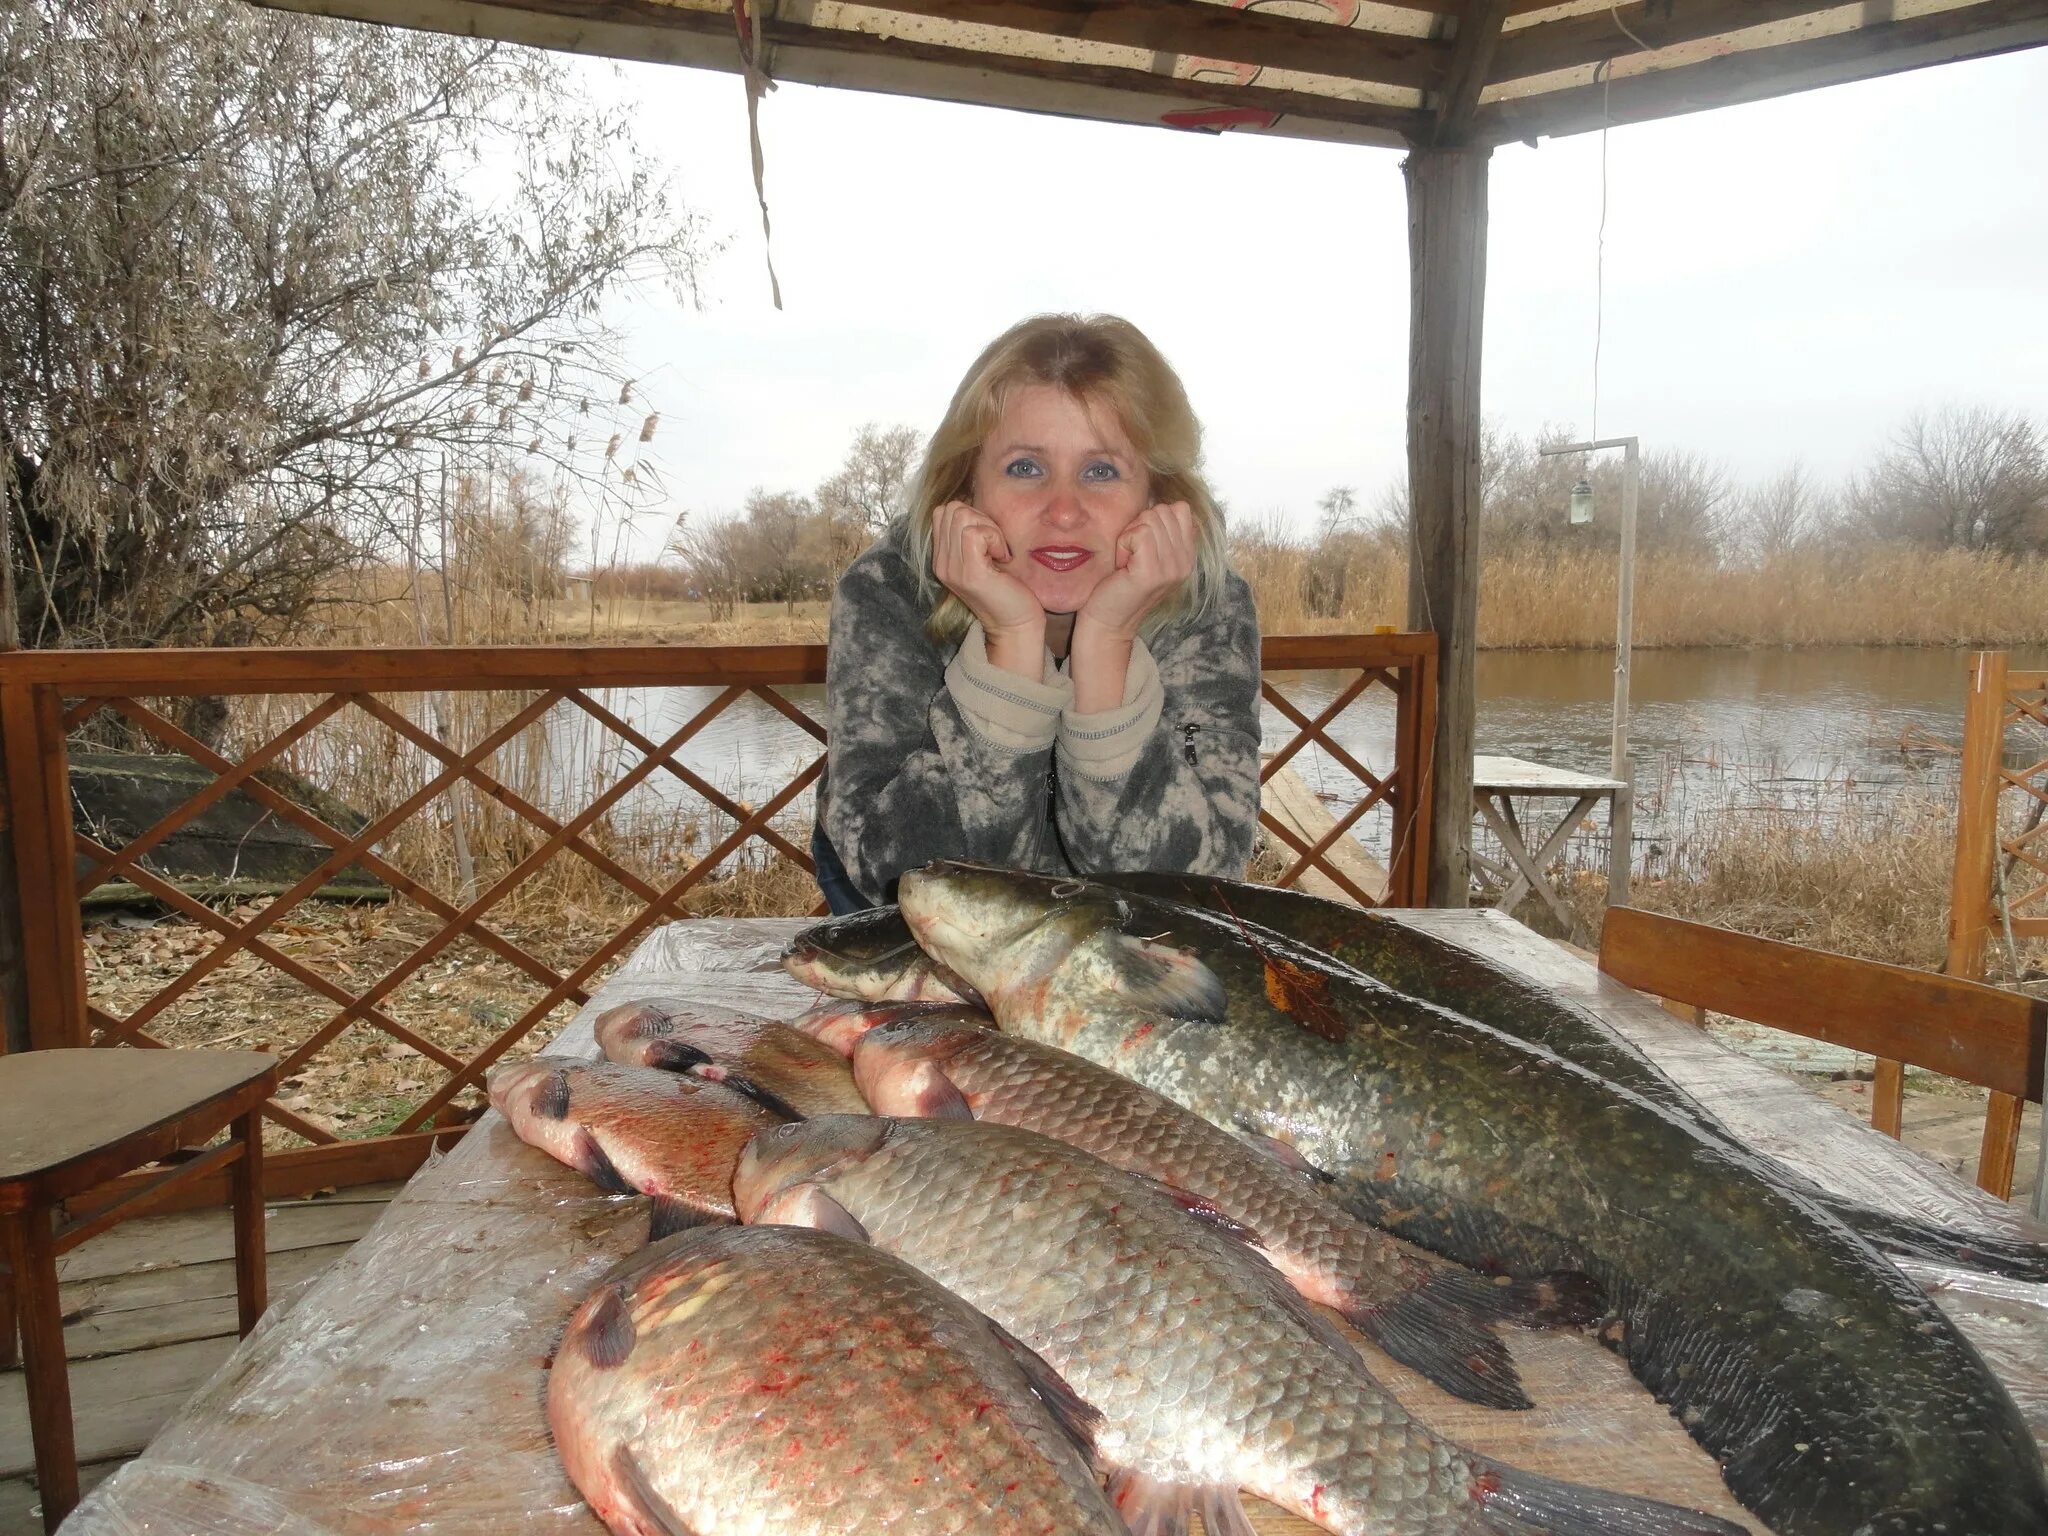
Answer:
[
  {"xmin": 1490, "ymin": 1, "xmax": 1856, "ymax": 87},
  {"xmin": 1474, "ymin": 0, "xmax": 2048, "ymax": 144},
  {"xmin": 852, "ymin": 0, "xmax": 1450, "ymax": 92}
]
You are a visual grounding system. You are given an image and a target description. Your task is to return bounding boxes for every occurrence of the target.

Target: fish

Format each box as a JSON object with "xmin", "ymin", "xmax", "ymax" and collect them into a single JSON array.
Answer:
[
  {"xmin": 1102, "ymin": 871, "xmax": 2048, "ymax": 1284},
  {"xmin": 783, "ymin": 905, "xmax": 983, "ymax": 1005},
  {"xmin": 792, "ymin": 996, "xmax": 992, "ymax": 1059},
  {"xmin": 549, "ymin": 1223, "xmax": 1127, "ymax": 1536},
  {"xmin": 897, "ymin": 863, "xmax": 2048, "ymax": 1536},
  {"xmin": 852, "ymin": 1009, "xmax": 1561, "ymax": 1410},
  {"xmin": 593, "ymin": 996, "xmax": 870, "ymax": 1117},
  {"xmin": 486, "ymin": 1057, "xmax": 788, "ymax": 1234},
  {"xmin": 736, "ymin": 1115, "xmax": 1748, "ymax": 1536}
]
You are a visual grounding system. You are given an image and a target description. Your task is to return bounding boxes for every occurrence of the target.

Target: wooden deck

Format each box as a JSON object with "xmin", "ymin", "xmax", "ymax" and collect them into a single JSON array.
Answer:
[
  {"xmin": 4, "ymin": 1088, "xmax": 2038, "ymax": 1533},
  {"xmin": 1, "ymin": 1184, "xmax": 403, "ymax": 1535}
]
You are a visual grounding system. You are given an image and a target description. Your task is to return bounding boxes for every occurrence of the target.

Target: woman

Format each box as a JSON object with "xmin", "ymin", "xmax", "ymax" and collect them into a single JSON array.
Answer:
[{"xmin": 813, "ymin": 314, "xmax": 1261, "ymax": 913}]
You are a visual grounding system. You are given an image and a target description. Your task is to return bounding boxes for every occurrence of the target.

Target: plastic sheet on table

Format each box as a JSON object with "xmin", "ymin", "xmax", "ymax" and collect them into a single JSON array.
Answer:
[{"xmin": 63, "ymin": 913, "xmax": 2047, "ymax": 1536}]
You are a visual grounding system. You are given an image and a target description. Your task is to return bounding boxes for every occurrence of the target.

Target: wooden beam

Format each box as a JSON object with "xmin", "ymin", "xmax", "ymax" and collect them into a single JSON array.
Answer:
[
  {"xmin": 1490, "ymin": 1, "xmax": 1853, "ymax": 86},
  {"xmin": 1431, "ymin": 0, "xmax": 1512, "ymax": 145},
  {"xmin": 252, "ymin": 0, "xmax": 1425, "ymax": 147},
  {"xmin": 853, "ymin": 0, "xmax": 1450, "ymax": 92},
  {"xmin": 1402, "ymin": 144, "xmax": 1490, "ymax": 906},
  {"xmin": 71, "ymin": 1128, "xmax": 470, "ymax": 1220},
  {"xmin": 1475, "ymin": 0, "xmax": 2048, "ymax": 143}
]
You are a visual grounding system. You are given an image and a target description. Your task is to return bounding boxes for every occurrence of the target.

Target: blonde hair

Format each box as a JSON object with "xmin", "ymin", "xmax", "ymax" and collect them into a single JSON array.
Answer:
[{"xmin": 903, "ymin": 314, "xmax": 1228, "ymax": 644}]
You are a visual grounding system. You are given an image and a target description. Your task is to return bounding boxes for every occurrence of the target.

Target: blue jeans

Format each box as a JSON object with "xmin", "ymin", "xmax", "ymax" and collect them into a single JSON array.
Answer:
[{"xmin": 811, "ymin": 818, "xmax": 874, "ymax": 915}]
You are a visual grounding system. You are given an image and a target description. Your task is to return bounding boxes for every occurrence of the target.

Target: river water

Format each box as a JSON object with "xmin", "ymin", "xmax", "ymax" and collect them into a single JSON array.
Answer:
[{"xmin": 525, "ymin": 645, "xmax": 2048, "ymax": 879}]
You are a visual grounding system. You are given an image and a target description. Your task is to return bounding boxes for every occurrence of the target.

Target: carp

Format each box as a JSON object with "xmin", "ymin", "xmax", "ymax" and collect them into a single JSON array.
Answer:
[
  {"xmin": 593, "ymin": 997, "xmax": 869, "ymax": 1117},
  {"xmin": 1102, "ymin": 870, "xmax": 2048, "ymax": 1284},
  {"xmin": 852, "ymin": 1009, "xmax": 1558, "ymax": 1409},
  {"xmin": 736, "ymin": 1116, "xmax": 1746, "ymax": 1536},
  {"xmin": 487, "ymin": 1057, "xmax": 786, "ymax": 1233},
  {"xmin": 549, "ymin": 1223, "xmax": 1125, "ymax": 1535},
  {"xmin": 897, "ymin": 863, "xmax": 2048, "ymax": 1536}
]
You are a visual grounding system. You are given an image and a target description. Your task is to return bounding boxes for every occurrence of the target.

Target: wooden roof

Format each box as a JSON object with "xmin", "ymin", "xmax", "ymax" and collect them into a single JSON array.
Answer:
[{"xmin": 261, "ymin": 1, "xmax": 2048, "ymax": 150}]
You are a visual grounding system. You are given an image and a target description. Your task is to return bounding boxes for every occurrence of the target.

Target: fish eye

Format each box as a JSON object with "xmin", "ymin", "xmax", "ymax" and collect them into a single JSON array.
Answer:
[
  {"xmin": 1051, "ymin": 880, "xmax": 1086, "ymax": 899},
  {"xmin": 775, "ymin": 1122, "xmax": 801, "ymax": 1141}
]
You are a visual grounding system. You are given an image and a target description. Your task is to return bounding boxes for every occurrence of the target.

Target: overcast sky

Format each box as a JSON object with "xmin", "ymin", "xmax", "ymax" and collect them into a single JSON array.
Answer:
[{"xmin": 583, "ymin": 44, "xmax": 2047, "ymax": 553}]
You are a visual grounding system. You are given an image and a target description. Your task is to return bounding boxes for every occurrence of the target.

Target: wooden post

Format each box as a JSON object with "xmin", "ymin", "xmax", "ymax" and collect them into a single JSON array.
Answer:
[
  {"xmin": 0, "ymin": 501, "xmax": 25, "ymax": 1055},
  {"xmin": 1403, "ymin": 143, "xmax": 1490, "ymax": 906},
  {"xmin": 0, "ymin": 683, "xmax": 88, "ymax": 1050},
  {"xmin": 1947, "ymin": 650, "xmax": 2021, "ymax": 1194}
]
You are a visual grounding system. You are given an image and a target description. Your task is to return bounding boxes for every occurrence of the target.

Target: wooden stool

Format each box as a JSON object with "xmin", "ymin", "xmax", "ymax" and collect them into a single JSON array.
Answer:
[{"xmin": 0, "ymin": 1048, "xmax": 278, "ymax": 1532}]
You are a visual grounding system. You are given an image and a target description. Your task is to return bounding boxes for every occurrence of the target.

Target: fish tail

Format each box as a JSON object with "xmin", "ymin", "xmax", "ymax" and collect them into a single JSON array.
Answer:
[
  {"xmin": 1460, "ymin": 1458, "xmax": 1749, "ymax": 1536},
  {"xmin": 1339, "ymin": 1271, "xmax": 1531, "ymax": 1411}
]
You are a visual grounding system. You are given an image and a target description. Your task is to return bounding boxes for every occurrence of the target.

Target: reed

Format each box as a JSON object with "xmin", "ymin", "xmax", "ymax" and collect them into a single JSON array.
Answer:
[{"xmin": 1225, "ymin": 529, "xmax": 2048, "ymax": 649}]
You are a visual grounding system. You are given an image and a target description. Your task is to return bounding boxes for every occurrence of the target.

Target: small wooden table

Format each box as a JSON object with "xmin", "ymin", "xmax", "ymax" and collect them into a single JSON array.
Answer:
[
  {"xmin": 0, "ymin": 1048, "xmax": 277, "ymax": 1532},
  {"xmin": 1470, "ymin": 754, "xmax": 1631, "ymax": 934}
]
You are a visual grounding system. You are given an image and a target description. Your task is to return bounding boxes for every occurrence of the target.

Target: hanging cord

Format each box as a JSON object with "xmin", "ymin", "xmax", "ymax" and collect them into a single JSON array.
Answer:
[
  {"xmin": 1589, "ymin": 8, "xmax": 1654, "ymax": 442},
  {"xmin": 733, "ymin": 0, "xmax": 784, "ymax": 310}
]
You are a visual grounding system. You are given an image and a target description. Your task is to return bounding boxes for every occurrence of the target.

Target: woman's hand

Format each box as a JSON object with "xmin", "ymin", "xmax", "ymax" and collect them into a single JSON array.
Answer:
[
  {"xmin": 1076, "ymin": 501, "xmax": 1197, "ymax": 643},
  {"xmin": 931, "ymin": 500, "xmax": 1045, "ymax": 676}
]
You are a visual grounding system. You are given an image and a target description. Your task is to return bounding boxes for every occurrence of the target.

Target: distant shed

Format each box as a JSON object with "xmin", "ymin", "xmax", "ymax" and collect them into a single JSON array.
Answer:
[{"xmin": 252, "ymin": 0, "xmax": 2048, "ymax": 900}]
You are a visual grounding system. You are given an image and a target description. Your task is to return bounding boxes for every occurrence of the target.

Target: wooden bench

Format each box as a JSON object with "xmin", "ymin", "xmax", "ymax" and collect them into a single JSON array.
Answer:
[
  {"xmin": 0, "ymin": 1048, "xmax": 278, "ymax": 1531},
  {"xmin": 1599, "ymin": 906, "xmax": 2047, "ymax": 1200}
]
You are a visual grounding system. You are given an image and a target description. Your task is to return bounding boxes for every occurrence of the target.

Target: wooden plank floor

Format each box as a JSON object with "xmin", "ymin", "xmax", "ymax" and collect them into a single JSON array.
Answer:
[
  {"xmin": 0, "ymin": 1184, "xmax": 402, "ymax": 1536},
  {"xmin": 2, "ymin": 1092, "xmax": 2039, "ymax": 1535}
]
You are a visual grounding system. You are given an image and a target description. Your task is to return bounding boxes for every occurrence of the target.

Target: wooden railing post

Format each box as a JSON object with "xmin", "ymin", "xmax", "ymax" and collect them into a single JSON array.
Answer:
[
  {"xmin": 0, "ymin": 681, "xmax": 88, "ymax": 1049},
  {"xmin": 1944, "ymin": 650, "xmax": 2023, "ymax": 1195}
]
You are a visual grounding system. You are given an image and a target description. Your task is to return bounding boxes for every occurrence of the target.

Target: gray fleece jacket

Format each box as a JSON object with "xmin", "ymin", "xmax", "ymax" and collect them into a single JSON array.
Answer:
[{"xmin": 820, "ymin": 521, "xmax": 1263, "ymax": 904}]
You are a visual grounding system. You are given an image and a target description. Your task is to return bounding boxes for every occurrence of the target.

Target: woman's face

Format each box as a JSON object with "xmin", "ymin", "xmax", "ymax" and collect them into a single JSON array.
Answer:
[{"xmin": 970, "ymin": 383, "xmax": 1150, "ymax": 616}]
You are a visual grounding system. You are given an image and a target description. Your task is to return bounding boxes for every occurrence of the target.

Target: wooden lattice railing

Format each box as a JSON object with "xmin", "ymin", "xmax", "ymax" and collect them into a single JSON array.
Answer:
[{"xmin": 0, "ymin": 634, "xmax": 1434, "ymax": 1196}]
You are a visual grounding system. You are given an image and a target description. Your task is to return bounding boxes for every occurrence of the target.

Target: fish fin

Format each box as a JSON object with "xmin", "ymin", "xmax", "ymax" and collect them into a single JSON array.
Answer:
[
  {"xmin": 1194, "ymin": 1486, "xmax": 1258, "ymax": 1536},
  {"xmin": 896, "ymin": 1060, "xmax": 975, "ymax": 1120},
  {"xmin": 1233, "ymin": 1124, "xmax": 1335, "ymax": 1184},
  {"xmin": 611, "ymin": 1445, "xmax": 702, "ymax": 1536},
  {"xmin": 986, "ymin": 1320, "xmax": 1101, "ymax": 1466},
  {"xmin": 575, "ymin": 1285, "xmax": 636, "ymax": 1370},
  {"xmin": 1105, "ymin": 1468, "xmax": 1192, "ymax": 1536},
  {"xmin": 1342, "ymin": 1272, "xmax": 1532, "ymax": 1411},
  {"xmin": 685, "ymin": 1067, "xmax": 804, "ymax": 1123},
  {"xmin": 537, "ymin": 1067, "xmax": 572, "ymax": 1120},
  {"xmin": 1104, "ymin": 934, "xmax": 1226, "ymax": 1022},
  {"xmin": 1464, "ymin": 1456, "xmax": 1748, "ymax": 1535},
  {"xmin": 762, "ymin": 1183, "xmax": 870, "ymax": 1244},
  {"xmin": 576, "ymin": 1131, "xmax": 635, "ymax": 1195},
  {"xmin": 642, "ymin": 1040, "xmax": 713, "ymax": 1074},
  {"xmin": 648, "ymin": 1196, "xmax": 725, "ymax": 1243}
]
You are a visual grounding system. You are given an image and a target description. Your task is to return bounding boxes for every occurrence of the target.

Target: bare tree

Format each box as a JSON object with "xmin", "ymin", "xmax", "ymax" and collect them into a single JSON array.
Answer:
[
  {"xmin": 671, "ymin": 510, "xmax": 748, "ymax": 622},
  {"xmin": 0, "ymin": 0, "xmax": 706, "ymax": 650},
  {"xmin": 815, "ymin": 423, "xmax": 919, "ymax": 576},
  {"xmin": 1736, "ymin": 462, "xmax": 1828, "ymax": 563},
  {"xmin": 1845, "ymin": 405, "xmax": 2047, "ymax": 553},
  {"xmin": 1316, "ymin": 485, "xmax": 1360, "ymax": 536}
]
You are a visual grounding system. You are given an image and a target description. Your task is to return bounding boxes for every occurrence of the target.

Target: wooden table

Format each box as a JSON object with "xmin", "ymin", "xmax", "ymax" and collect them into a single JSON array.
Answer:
[
  {"xmin": 1470, "ymin": 754, "xmax": 1631, "ymax": 933},
  {"xmin": 0, "ymin": 1048, "xmax": 277, "ymax": 1533},
  {"xmin": 54, "ymin": 916, "xmax": 2048, "ymax": 1536}
]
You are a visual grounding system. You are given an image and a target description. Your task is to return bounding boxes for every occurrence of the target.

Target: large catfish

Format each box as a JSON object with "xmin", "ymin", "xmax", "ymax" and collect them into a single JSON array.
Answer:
[
  {"xmin": 1099, "ymin": 870, "xmax": 2048, "ymax": 1284},
  {"xmin": 897, "ymin": 862, "xmax": 2048, "ymax": 1536}
]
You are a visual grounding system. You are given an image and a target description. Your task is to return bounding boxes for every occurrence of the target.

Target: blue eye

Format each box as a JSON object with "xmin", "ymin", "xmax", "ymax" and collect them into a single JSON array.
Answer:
[
  {"xmin": 1082, "ymin": 460, "xmax": 1121, "ymax": 482},
  {"xmin": 1004, "ymin": 457, "xmax": 1042, "ymax": 479}
]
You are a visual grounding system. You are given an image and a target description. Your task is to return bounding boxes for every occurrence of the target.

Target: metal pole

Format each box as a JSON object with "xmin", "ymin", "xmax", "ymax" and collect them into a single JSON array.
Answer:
[
  {"xmin": 1538, "ymin": 434, "xmax": 1638, "ymax": 904},
  {"xmin": 1609, "ymin": 440, "xmax": 1638, "ymax": 902}
]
